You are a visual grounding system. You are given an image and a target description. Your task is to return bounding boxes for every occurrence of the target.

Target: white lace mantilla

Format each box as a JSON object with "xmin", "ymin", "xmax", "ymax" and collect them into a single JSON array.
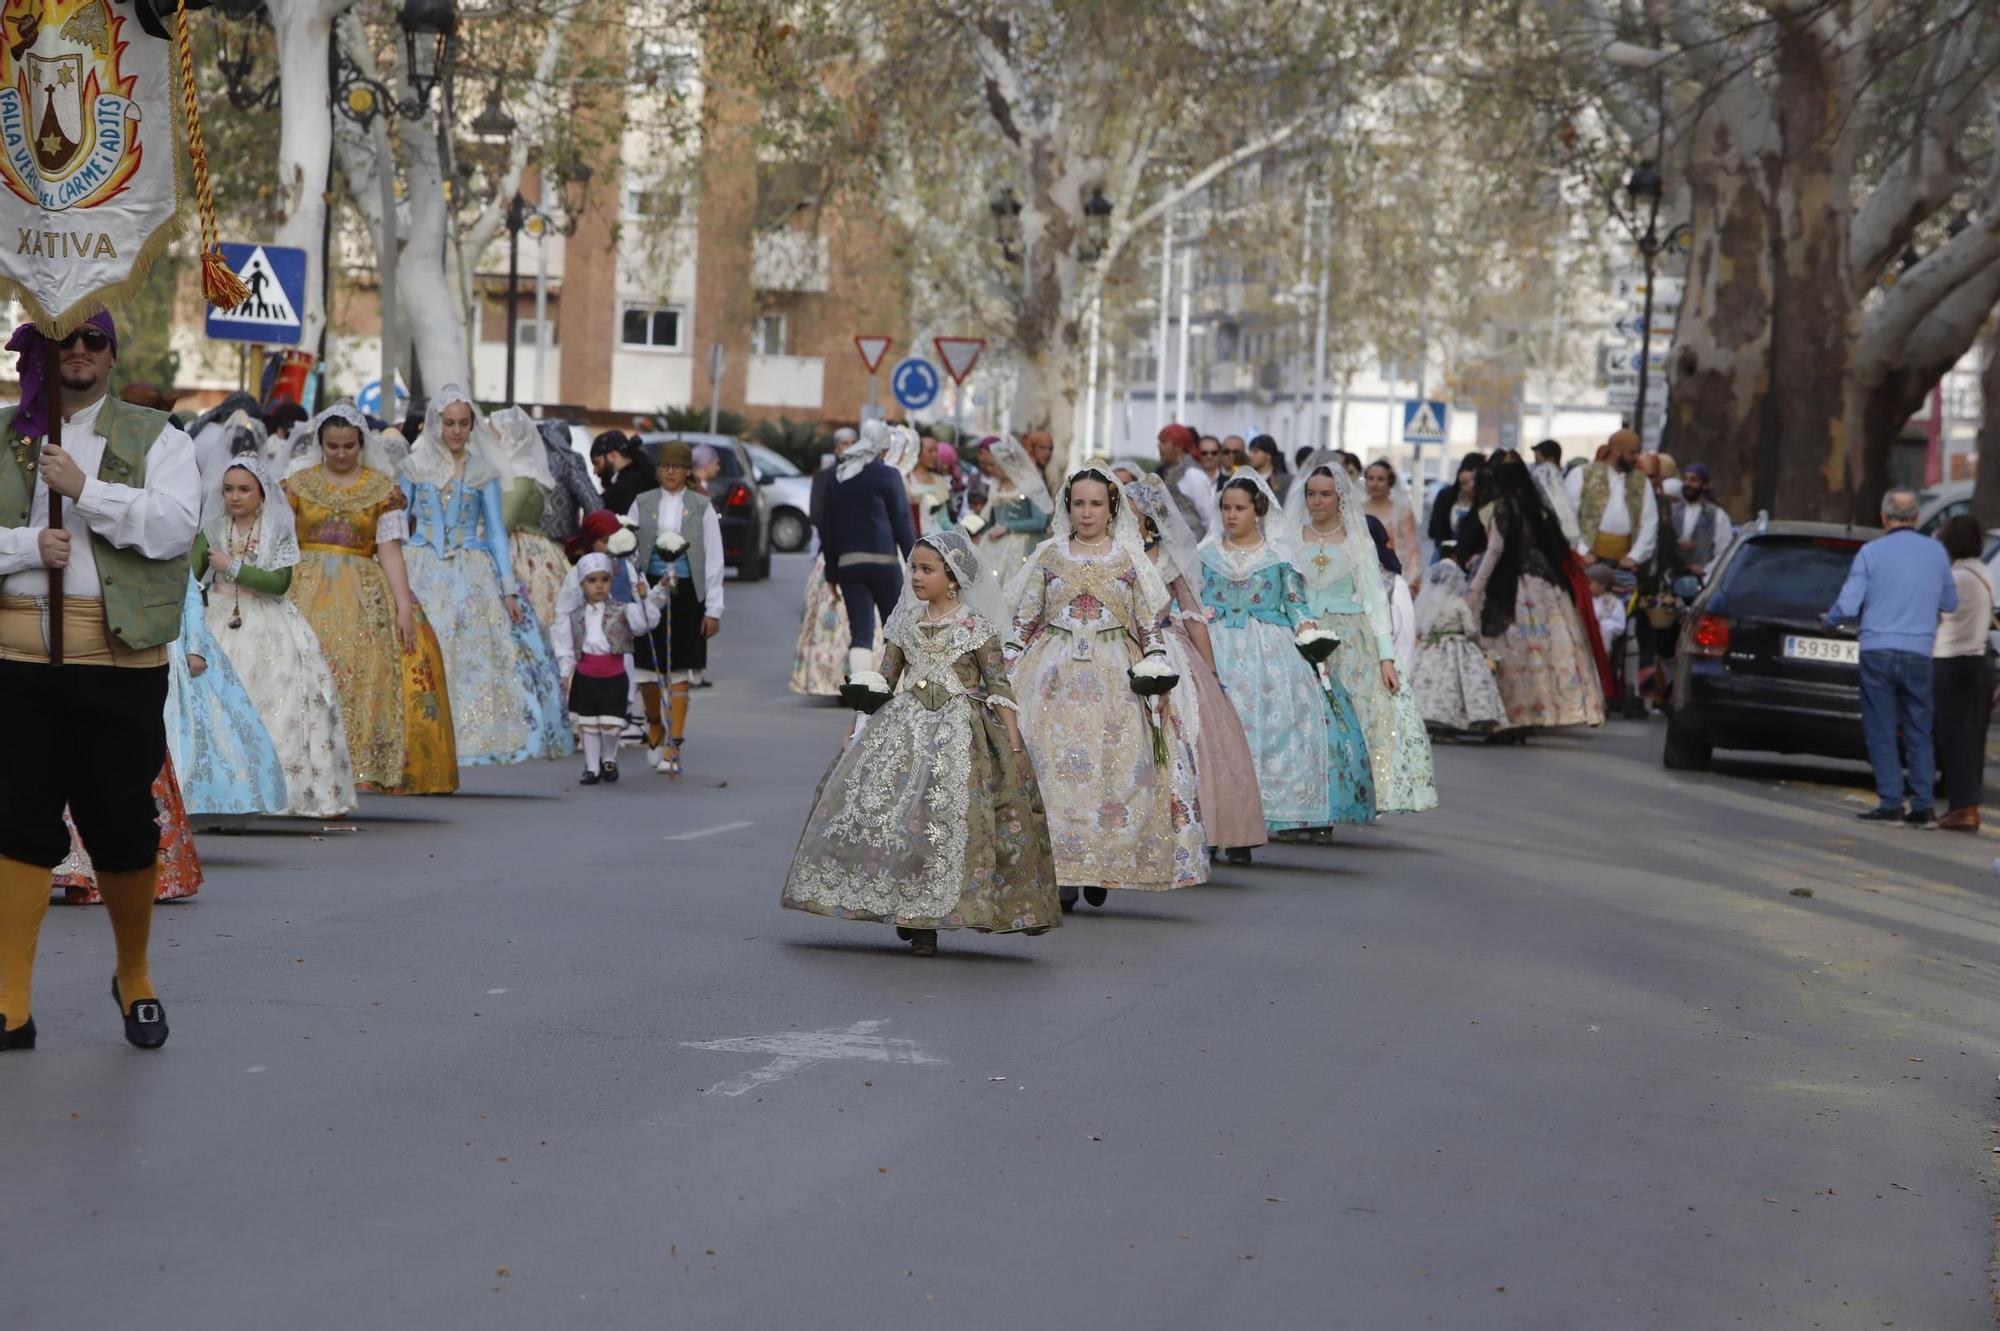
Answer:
[{"xmin": 787, "ymin": 616, "xmax": 993, "ymax": 920}]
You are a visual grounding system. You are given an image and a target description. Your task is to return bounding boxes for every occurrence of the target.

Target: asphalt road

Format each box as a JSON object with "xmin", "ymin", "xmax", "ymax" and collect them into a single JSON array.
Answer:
[{"xmin": 4, "ymin": 551, "xmax": 1997, "ymax": 1329}]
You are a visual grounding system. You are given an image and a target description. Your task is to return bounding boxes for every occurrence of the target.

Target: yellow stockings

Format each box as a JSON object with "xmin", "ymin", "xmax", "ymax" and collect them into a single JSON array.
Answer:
[
  {"xmin": 0, "ymin": 856, "xmax": 50, "ymax": 1030},
  {"xmin": 668, "ymin": 681, "xmax": 690, "ymax": 746},
  {"xmin": 97, "ymin": 866, "xmax": 159, "ymax": 1006}
]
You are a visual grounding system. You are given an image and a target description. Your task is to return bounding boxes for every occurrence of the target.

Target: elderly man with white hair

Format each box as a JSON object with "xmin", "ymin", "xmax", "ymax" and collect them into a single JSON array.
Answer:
[{"xmin": 1823, "ymin": 486, "xmax": 1958, "ymax": 828}]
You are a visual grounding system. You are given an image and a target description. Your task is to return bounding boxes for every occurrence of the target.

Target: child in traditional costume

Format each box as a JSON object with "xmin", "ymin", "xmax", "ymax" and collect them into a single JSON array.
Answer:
[
  {"xmin": 1200, "ymin": 469, "xmax": 1375, "ymax": 841},
  {"xmin": 632, "ymin": 440, "xmax": 725, "ymax": 775},
  {"xmin": 1124, "ymin": 473, "xmax": 1268, "ymax": 864},
  {"xmin": 194, "ymin": 454, "xmax": 355, "ymax": 818},
  {"xmin": 553, "ymin": 553, "xmax": 665, "ymax": 785},
  {"xmin": 1008, "ymin": 466, "xmax": 1207, "ymax": 908},
  {"xmin": 1411, "ymin": 558, "xmax": 1506, "ymax": 735},
  {"xmin": 783, "ymin": 531, "xmax": 1058, "ymax": 956}
]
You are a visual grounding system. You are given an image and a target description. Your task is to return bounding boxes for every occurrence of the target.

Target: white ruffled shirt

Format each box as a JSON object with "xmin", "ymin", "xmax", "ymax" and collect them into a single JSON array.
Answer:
[
  {"xmin": 656, "ymin": 487, "xmax": 726, "ymax": 616},
  {"xmin": 0, "ymin": 395, "xmax": 201, "ymax": 599}
]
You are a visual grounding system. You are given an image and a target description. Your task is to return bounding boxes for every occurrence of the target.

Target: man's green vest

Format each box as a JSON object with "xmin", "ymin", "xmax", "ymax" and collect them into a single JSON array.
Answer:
[
  {"xmin": 633, "ymin": 486, "xmax": 713, "ymax": 599},
  {"xmin": 0, "ymin": 396, "xmax": 186, "ymax": 650}
]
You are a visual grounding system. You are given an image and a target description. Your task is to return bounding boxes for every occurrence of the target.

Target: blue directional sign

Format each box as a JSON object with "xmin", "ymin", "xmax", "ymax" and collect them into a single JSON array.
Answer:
[
  {"xmin": 356, "ymin": 379, "xmax": 407, "ymax": 419},
  {"xmin": 206, "ymin": 243, "xmax": 308, "ymax": 346},
  {"xmin": 1402, "ymin": 399, "xmax": 1447, "ymax": 445},
  {"xmin": 891, "ymin": 357, "xmax": 940, "ymax": 411}
]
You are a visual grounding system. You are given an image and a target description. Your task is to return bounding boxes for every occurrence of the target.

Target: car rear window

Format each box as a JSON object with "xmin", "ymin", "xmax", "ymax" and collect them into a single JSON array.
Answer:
[
  {"xmin": 1718, "ymin": 536, "xmax": 1864, "ymax": 620},
  {"xmin": 711, "ymin": 447, "xmax": 746, "ymax": 478},
  {"xmin": 749, "ymin": 446, "xmax": 801, "ymax": 477}
]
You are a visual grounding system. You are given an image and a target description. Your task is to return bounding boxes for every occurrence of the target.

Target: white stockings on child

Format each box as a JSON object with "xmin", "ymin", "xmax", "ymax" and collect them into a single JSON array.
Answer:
[{"xmin": 582, "ymin": 729, "xmax": 604, "ymax": 771}]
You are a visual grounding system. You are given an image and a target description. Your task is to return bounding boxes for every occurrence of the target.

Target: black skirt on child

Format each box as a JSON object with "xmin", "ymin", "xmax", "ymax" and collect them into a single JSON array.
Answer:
[
  {"xmin": 667, "ymin": 581, "xmax": 707, "ymax": 673},
  {"xmin": 568, "ymin": 671, "xmax": 630, "ymax": 725}
]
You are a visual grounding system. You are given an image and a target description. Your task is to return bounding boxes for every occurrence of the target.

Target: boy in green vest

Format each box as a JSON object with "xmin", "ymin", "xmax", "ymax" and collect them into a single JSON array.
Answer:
[{"xmin": 0, "ymin": 310, "xmax": 202, "ymax": 1051}]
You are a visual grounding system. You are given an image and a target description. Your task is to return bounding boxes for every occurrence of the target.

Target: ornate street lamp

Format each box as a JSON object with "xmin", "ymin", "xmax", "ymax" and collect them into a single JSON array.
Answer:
[
  {"xmin": 398, "ymin": 0, "xmax": 457, "ymax": 108},
  {"xmin": 470, "ymin": 87, "xmax": 518, "ymax": 143},
  {"xmin": 1080, "ymin": 186, "xmax": 1113, "ymax": 262},
  {"xmin": 217, "ymin": 11, "xmax": 279, "ymax": 111},
  {"xmin": 504, "ymin": 168, "xmax": 590, "ymax": 406},
  {"xmin": 556, "ymin": 161, "xmax": 594, "ymax": 224},
  {"xmin": 334, "ymin": 0, "xmax": 459, "ymax": 131},
  {"xmin": 1615, "ymin": 160, "xmax": 1692, "ymax": 439},
  {"xmin": 990, "ymin": 186, "xmax": 1023, "ymax": 264}
]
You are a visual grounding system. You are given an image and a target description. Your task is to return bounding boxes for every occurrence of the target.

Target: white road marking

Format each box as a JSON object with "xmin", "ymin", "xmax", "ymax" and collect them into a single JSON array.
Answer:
[
  {"xmin": 486, "ymin": 988, "xmax": 508, "ymax": 995},
  {"xmin": 244, "ymin": 1066, "xmax": 267, "ymax": 1074},
  {"xmin": 684, "ymin": 1020, "xmax": 944, "ymax": 1096},
  {"xmin": 663, "ymin": 821, "xmax": 755, "ymax": 842}
]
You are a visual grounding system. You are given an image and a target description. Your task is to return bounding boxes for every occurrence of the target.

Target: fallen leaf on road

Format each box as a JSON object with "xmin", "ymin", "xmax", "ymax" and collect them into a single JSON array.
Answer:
[
  {"xmin": 1906, "ymin": 1057, "xmax": 1923, "ymax": 1063},
  {"xmin": 1788, "ymin": 887, "xmax": 1813, "ymax": 898},
  {"xmin": 496, "ymin": 1268, "xmax": 509, "ymax": 1278}
]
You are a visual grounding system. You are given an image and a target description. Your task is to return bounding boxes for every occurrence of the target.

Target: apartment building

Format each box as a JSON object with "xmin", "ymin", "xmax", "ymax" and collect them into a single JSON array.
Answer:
[{"xmin": 165, "ymin": 27, "xmax": 907, "ymax": 431}]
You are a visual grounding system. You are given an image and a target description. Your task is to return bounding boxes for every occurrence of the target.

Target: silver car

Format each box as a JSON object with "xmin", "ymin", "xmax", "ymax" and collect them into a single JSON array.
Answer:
[{"xmin": 744, "ymin": 442, "xmax": 817, "ymax": 553}]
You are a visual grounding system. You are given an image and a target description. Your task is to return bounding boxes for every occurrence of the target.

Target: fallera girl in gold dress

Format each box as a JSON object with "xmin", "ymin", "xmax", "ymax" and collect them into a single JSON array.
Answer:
[{"xmin": 283, "ymin": 404, "xmax": 458, "ymax": 794}]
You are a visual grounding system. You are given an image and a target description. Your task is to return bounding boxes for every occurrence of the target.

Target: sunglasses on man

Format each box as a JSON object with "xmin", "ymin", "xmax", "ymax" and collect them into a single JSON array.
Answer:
[{"xmin": 59, "ymin": 329, "xmax": 111, "ymax": 353}]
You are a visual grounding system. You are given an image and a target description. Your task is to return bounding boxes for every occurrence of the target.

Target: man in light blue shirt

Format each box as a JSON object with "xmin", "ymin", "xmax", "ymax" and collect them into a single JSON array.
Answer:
[{"xmin": 1823, "ymin": 488, "xmax": 1957, "ymax": 826}]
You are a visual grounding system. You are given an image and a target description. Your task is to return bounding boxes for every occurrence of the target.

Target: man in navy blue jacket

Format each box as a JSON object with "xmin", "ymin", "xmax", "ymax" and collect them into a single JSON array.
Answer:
[{"xmin": 816, "ymin": 422, "xmax": 915, "ymax": 674}]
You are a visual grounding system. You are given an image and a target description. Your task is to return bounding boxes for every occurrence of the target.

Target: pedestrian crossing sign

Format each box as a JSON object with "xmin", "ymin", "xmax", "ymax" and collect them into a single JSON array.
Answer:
[
  {"xmin": 205, "ymin": 243, "xmax": 308, "ymax": 346},
  {"xmin": 1403, "ymin": 399, "xmax": 1447, "ymax": 445}
]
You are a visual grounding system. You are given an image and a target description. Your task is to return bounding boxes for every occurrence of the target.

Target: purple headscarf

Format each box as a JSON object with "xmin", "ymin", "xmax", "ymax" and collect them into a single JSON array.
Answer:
[{"xmin": 7, "ymin": 309, "xmax": 118, "ymax": 441}]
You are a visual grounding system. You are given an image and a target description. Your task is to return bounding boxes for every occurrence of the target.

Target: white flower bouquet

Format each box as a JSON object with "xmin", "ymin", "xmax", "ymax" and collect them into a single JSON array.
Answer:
[
  {"xmin": 959, "ymin": 509, "xmax": 989, "ymax": 536},
  {"xmin": 1295, "ymin": 626, "xmax": 1342, "ymax": 665},
  {"xmin": 1296, "ymin": 627, "xmax": 1343, "ymax": 713},
  {"xmin": 605, "ymin": 528, "xmax": 637, "ymax": 557},
  {"xmin": 1128, "ymin": 656, "xmax": 1180, "ymax": 767},
  {"xmin": 839, "ymin": 669, "xmax": 894, "ymax": 714},
  {"xmin": 656, "ymin": 530, "xmax": 688, "ymax": 558}
]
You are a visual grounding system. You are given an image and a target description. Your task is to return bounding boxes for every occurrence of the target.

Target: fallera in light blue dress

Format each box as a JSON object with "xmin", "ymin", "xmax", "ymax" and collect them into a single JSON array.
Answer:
[
  {"xmin": 1199, "ymin": 545, "xmax": 1374, "ymax": 829},
  {"xmin": 165, "ymin": 574, "xmax": 290, "ymax": 816},
  {"xmin": 400, "ymin": 475, "xmax": 572, "ymax": 766},
  {"xmin": 1293, "ymin": 535, "xmax": 1437, "ymax": 814}
]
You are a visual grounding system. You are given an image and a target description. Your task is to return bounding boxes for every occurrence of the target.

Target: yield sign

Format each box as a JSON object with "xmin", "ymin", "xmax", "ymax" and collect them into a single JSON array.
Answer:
[
  {"xmin": 934, "ymin": 336, "xmax": 985, "ymax": 384},
  {"xmin": 854, "ymin": 335, "xmax": 893, "ymax": 373}
]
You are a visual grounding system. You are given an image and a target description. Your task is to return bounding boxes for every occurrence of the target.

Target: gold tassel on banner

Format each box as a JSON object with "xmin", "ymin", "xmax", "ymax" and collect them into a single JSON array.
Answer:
[{"xmin": 172, "ymin": 0, "xmax": 248, "ymax": 311}]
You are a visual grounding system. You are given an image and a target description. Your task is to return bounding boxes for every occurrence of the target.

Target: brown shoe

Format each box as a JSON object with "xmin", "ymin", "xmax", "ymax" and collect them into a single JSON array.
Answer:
[{"xmin": 1937, "ymin": 807, "xmax": 1980, "ymax": 832}]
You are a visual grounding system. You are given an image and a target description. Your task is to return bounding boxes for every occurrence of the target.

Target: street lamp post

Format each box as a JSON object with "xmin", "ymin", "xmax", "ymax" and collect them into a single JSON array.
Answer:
[
  {"xmin": 501, "ymin": 165, "xmax": 591, "ymax": 407},
  {"xmin": 1619, "ymin": 161, "xmax": 1691, "ymax": 446},
  {"xmin": 329, "ymin": 0, "xmax": 459, "ymax": 419},
  {"xmin": 504, "ymin": 192, "xmax": 526, "ymax": 405}
]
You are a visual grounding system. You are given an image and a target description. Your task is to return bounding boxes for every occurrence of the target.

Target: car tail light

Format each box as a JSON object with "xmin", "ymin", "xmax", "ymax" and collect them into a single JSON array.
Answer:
[
  {"xmin": 724, "ymin": 482, "xmax": 752, "ymax": 508},
  {"xmin": 1688, "ymin": 612, "xmax": 1730, "ymax": 657}
]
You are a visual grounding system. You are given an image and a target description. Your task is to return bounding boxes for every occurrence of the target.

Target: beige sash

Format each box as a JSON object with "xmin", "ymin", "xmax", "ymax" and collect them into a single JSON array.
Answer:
[{"xmin": 0, "ymin": 595, "xmax": 168, "ymax": 667}]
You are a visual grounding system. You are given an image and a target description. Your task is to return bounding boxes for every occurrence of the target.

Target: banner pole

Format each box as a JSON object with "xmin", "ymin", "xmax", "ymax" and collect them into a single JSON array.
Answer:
[{"xmin": 44, "ymin": 344, "xmax": 62, "ymax": 666}]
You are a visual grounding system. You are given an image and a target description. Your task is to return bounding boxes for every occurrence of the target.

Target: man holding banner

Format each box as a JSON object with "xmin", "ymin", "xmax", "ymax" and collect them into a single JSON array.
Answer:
[
  {"xmin": 0, "ymin": 0, "xmax": 243, "ymax": 1051},
  {"xmin": 0, "ymin": 310, "xmax": 199, "ymax": 1050}
]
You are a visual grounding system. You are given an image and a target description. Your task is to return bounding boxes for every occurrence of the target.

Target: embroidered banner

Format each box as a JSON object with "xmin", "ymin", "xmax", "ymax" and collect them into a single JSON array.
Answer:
[{"xmin": 0, "ymin": 0, "xmax": 182, "ymax": 334}]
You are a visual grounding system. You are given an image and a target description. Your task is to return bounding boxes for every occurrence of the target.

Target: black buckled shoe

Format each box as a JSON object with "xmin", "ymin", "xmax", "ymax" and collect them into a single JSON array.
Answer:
[
  {"xmin": 0, "ymin": 1016, "xmax": 34, "ymax": 1050},
  {"xmin": 111, "ymin": 978, "xmax": 168, "ymax": 1050},
  {"xmin": 579, "ymin": 768, "xmax": 601, "ymax": 786},
  {"xmin": 600, "ymin": 761, "xmax": 620, "ymax": 784}
]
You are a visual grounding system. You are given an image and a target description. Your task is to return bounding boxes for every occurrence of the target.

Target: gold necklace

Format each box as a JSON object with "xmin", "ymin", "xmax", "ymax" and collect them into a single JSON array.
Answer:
[
  {"xmin": 1071, "ymin": 534, "xmax": 1111, "ymax": 553},
  {"xmin": 921, "ymin": 594, "xmax": 960, "ymax": 622},
  {"xmin": 226, "ymin": 517, "xmax": 258, "ymax": 629}
]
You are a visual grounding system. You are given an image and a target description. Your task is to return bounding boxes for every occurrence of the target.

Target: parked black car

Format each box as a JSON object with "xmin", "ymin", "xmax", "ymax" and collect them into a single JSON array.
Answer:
[
  {"xmin": 1663, "ymin": 520, "xmax": 1882, "ymax": 770},
  {"xmin": 635, "ymin": 431, "xmax": 772, "ymax": 582}
]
